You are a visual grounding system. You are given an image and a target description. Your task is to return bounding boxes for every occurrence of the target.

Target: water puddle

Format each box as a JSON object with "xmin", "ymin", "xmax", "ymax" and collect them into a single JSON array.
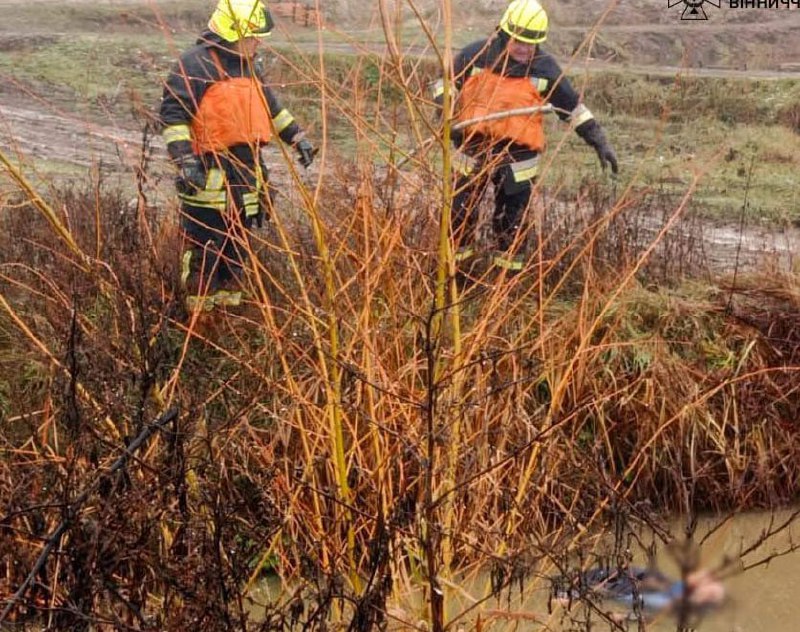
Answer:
[
  {"xmin": 649, "ymin": 217, "xmax": 799, "ymax": 273},
  {"xmin": 541, "ymin": 195, "xmax": 799, "ymax": 276}
]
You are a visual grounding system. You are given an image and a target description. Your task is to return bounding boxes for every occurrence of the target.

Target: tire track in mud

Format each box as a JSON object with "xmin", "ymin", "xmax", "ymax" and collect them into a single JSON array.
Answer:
[
  {"xmin": 1, "ymin": 88, "xmax": 797, "ymax": 275},
  {"xmin": 0, "ymin": 102, "xmax": 147, "ymax": 169}
]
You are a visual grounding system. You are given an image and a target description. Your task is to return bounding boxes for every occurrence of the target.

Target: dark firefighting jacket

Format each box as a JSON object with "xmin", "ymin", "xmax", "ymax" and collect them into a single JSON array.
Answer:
[
  {"xmin": 433, "ymin": 31, "xmax": 597, "ymax": 175},
  {"xmin": 160, "ymin": 32, "xmax": 302, "ymax": 213}
]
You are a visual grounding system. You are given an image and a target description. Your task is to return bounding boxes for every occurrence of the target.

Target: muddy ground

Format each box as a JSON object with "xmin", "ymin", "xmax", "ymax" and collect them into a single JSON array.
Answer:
[{"xmin": 0, "ymin": 0, "xmax": 798, "ymax": 274}]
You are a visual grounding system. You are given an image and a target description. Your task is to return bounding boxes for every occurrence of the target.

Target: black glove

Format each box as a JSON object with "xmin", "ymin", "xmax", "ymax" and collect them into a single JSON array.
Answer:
[
  {"xmin": 594, "ymin": 141, "xmax": 618, "ymax": 175},
  {"xmin": 295, "ymin": 138, "xmax": 317, "ymax": 168},
  {"xmin": 576, "ymin": 120, "xmax": 619, "ymax": 175},
  {"xmin": 449, "ymin": 126, "xmax": 464, "ymax": 146},
  {"xmin": 175, "ymin": 154, "xmax": 206, "ymax": 193}
]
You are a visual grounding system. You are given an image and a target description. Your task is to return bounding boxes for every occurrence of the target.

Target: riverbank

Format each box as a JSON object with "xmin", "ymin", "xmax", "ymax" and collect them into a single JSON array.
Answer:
[{"xmin": 0, "ymin": 173, "xmax": 798, "ymax": 627}]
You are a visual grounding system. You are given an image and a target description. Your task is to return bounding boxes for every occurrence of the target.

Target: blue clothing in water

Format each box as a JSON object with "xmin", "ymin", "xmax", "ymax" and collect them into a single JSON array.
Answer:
[{"xmin": 566, "ymin": 567, "xmax": 687, "ymax": 612}]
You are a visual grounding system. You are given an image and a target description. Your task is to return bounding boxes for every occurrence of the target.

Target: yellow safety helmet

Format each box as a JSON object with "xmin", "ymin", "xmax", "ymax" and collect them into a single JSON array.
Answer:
[
  {"xmin": 500, "ymin": 0, "xmax": 549, "ymax": 44},
  {"xmin": 208, "ymin": 0, "xmax": 274, "ymax": 42}
]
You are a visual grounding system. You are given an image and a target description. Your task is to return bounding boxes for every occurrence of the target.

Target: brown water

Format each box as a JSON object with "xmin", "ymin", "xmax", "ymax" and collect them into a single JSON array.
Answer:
[
  {"xmin": 491, "ymin": 509, "xmax": 800, "ymax": 632},
  {"xmin": 541, "ymin": 510, "xmax": 800, "ymax": 632},
  {"xmin": 250, "ymin": 508, "xmax": 800, "ymax": 631},
  {"xmin": 23, "ymin": 511, "xmax": 796, "ymax": 628},
  {"xmin": 666, "ymin": 510, "xmax": 800, "ymax": 632}
]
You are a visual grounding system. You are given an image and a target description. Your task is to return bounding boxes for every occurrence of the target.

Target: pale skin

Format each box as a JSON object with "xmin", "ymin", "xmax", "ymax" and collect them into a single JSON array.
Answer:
[
  {"xmin": 552, "ymin": 569, "xmax": 725, "ymax": 611},
  {"xmin": 506, "ymin": 38, "xmax": 537, "ymax": 64}
]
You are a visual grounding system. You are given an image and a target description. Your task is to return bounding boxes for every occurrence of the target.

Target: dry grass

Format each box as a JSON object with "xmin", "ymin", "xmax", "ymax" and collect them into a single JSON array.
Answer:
[{"xmin": 0, "ymin": 4, "xmax": 799, "ymax": 630}]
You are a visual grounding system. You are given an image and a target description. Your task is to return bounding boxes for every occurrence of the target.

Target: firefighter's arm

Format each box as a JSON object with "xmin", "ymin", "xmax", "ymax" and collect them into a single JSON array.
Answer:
[
  {"xmin": 261, "ymin": 85, "xmax": 315, "ymax": 167},
  {"xmin": 430, "ymin": 49, "xmax": 469, "ymax": 110},
  {"xmin": 160, "ymin": 59, "xmax": 204, "ymax": 161},
  {"xmin": 429, "ymin": 50, "xmax": 470, "ymax": 147},
  {"xmin": 550, "ymin": 76, "xmax": 618, "ymax": 174},
  {"xmin": 160, "ymin": 60, "xmax": 207, "ymax": 190}
]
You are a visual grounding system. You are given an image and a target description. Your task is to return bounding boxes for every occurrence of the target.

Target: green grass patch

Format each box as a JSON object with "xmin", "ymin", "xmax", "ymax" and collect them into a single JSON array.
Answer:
[
  {"xmin": 1, "ymin": 27, "xmax": 797, "ymax": 224},
  {"xmin": 545, "ymin": 115, "xmax": 800, "ymax": 223},
  {"xmin": 0, "ymin": 33, "xmax": 185, "ymax": 107},
  {"xmin": 0, "ymin": 0, "xmax": 209, "ymax": 35}
]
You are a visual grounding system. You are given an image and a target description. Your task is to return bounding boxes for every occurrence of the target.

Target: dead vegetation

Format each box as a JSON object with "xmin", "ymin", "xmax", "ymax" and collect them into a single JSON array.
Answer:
[
  {"xmin": 0, "ymin": 159, "xmax": 798, "ymax": 629},
  {"xmin": 0, "ymin": 1, "xmax": 799, "ymax": 630}
]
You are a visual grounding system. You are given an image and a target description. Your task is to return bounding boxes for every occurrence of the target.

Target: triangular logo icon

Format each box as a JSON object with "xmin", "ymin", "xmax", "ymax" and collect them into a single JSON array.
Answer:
[
  {"xmin": 681, "ymin": 5, "xmax": 708, "ymax": 20},
  {"xmin": 669, "ymin": 1, "xmax": 721, "ymax": 21}
]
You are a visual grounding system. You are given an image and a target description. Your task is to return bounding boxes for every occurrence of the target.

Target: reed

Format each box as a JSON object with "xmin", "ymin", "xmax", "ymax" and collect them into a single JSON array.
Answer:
[{"xmin": 0, "ymin": 3, "xmax": 798, "ymax": 630}]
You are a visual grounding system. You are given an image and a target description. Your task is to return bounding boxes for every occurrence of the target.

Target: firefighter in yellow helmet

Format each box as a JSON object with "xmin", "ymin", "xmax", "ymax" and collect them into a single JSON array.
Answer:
[
  {"xmin": 159, "ymin": 0, "xmax": 316, "ymax": 312},
  {"xmin": 432, "ymin": 0, "xmax": 618, "ymax": 282}
]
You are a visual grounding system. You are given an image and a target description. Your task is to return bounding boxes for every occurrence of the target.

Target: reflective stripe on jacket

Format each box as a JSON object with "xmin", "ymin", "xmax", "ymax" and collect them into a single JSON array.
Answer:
[{"xmin": 456, "ymin": 69, "xmax": 546, "ymax": 151}]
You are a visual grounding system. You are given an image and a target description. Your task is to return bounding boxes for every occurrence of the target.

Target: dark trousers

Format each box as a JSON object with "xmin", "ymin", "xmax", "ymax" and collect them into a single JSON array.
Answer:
[
  {"xmin": 178, "ymin": 147, "xmax": 271, "ymax": 296},
  {"xmin": 451, "ymin": 163, "xmax": 533, "ymax": 254},
  {"xmin": 180, "ymin": 204, "xmax": 255, "ymax": 295}
]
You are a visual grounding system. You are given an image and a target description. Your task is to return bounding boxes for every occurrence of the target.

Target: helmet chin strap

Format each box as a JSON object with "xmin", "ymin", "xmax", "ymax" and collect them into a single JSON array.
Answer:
[{"xmin": 232, "ymin": 38, "xmax": 260, "ymax": 58}]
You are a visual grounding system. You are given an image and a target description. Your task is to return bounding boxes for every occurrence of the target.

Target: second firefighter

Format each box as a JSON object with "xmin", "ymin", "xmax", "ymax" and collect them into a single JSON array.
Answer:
[
  {"xmin": 160, "ymin": 0, "xmax": 316, "ymax": 311},
  {"xmin": 433, "ymin": 0, "xmax": 618, "ymax": 281}
]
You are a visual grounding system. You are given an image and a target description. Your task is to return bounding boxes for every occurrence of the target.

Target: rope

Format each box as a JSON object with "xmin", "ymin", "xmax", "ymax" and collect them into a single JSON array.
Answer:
[{"xmin": 394, "ymin": 104, "xmax": 572, "ymax": 169}]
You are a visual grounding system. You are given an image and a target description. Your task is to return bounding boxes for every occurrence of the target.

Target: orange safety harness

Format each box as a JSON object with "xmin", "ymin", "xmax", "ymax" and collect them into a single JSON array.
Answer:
[
  {"xmin": 456, "ymin": 70, "xmax": 546, "ymax": 151},
  {"xmin": 191, "ymin": 50, "xmax": 273, "ymax": 154}
]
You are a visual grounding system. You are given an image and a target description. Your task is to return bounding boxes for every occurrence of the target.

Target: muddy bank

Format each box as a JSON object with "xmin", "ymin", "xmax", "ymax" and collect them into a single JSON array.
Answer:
[{"xmin": 1, "ymin": 85, "xmax": 797, "ymax": 276}]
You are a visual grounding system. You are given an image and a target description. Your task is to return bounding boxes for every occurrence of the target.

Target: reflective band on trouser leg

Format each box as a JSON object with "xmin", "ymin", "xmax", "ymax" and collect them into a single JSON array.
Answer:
[
  {"xmin": 255, "ymin": 161, "xmax": 265, "ymax": 191},
  {"xmin": 185, "ymin": 288, "xmax": 243, "ymax": 312},
  {"xmin": 181, "ymin": 251, "xmax": 193, "ymax": 287},
  {"xmin": 510, "ymin": 156, "xmax": 539, "ymax": 183},
  {"xmin": 185, "ymin": 294, "xmax": 215, "ymax": 312},
  {"xmin": 211, "ymin": 290, "xmax": 242, "ymax": 307},
  {"xmin": 255, "ymin": 160, "xmax": 269, "ymax": 213},
  {"xmin": 178, "ymin": 167, "xmax": 226, "ymax": 210},
  {"xmin": 453, "ymin": 151, "xmax": 477, "ymax": 176},
  {"xmin": 454, "ymin": 246, "xmax": 475, "ymax": 263},
  {"xmin": 492, "ymin": 252, "xmax": 525, "ymax": 271},
  {"xmin": 186, "ymin": 292, "xmax": 241, "ymax": 312},
  {"xmin": 242, "ymin": 191, "xmax": 260, "ymax": 218}
]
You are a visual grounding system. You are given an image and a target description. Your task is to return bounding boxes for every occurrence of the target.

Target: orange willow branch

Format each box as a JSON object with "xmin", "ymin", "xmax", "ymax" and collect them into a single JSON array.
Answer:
[{"xmin": 0, "ymin": 148, "xmax": 90, "ymax": 271}]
